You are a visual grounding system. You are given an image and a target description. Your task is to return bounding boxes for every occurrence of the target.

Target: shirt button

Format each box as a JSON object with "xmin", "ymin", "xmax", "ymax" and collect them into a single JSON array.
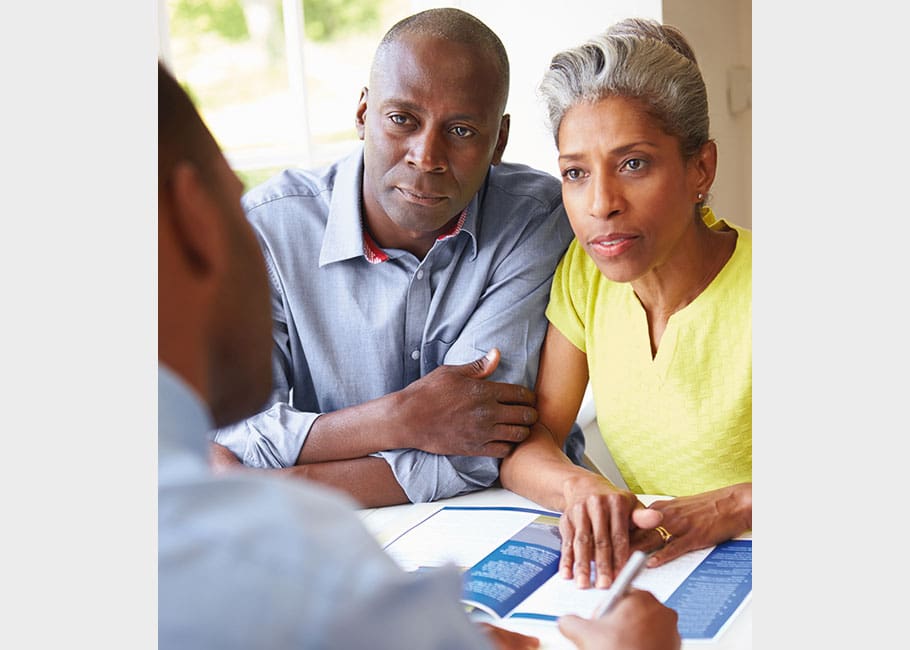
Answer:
[
  {"xmin": 416, "ymin": 269, "xmax": 425, "ymax": 280},
  {"xmin": 410, "ymin": 349, "xmax": 420, "ymax": 360}
]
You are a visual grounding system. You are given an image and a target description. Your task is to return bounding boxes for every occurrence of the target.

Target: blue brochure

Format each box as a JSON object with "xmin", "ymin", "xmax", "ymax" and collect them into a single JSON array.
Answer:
[{"xmin": 382, "ymin": 505, "xmax": 752, "ymax": 640}]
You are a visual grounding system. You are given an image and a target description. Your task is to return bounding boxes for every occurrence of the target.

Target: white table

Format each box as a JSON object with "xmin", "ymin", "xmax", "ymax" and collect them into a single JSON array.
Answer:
[{"xmin": 359, "ymin": 487, "xmax": 751, "ymax": 650}]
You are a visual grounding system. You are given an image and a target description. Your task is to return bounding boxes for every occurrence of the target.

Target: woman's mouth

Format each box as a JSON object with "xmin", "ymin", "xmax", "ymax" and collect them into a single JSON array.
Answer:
[{"xmin": 588, "ymin": 234, "xmax": 637, "ymax": 257}]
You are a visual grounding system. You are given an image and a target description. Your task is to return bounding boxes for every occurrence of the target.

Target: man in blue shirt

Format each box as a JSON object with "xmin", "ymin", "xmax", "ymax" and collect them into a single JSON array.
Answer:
[
  {"xmin": 210, "ymin": 8, "xmax": 581, "ymax": 505},
  {"xmin": 158, "ymin": 56, "xmax": 681, "ymax": 650}
]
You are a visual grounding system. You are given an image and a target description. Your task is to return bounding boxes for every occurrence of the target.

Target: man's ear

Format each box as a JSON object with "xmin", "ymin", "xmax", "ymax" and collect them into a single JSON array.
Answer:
[
  {"xmin": 165, "ymin": 161, "xmax": 227, "ymax": 279},
  {"xmin": 490, "ymin": 113, "xmax": 510, "ymax": 166},
  {"xmin": 355, "ymin": 87, "xmax": 368, "ymax": 141}
]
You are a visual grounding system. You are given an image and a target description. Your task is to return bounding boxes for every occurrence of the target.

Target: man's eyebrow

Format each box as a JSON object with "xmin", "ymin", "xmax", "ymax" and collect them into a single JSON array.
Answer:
[{"xmin": 379, "ymin": 98, "xmax": 483, "ymax": 123}]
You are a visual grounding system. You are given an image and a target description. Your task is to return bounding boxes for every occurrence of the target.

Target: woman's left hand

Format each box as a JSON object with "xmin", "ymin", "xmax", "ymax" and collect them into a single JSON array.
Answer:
[{"xmin": 632, "ymin": 482, "xmax": 752, "ymax": 567}]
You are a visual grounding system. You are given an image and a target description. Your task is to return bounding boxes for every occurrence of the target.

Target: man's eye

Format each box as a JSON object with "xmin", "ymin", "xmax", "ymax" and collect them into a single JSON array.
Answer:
[
  {"xmin": 562, "ymin": 168, "xmax": 583, "ymax": 181},
  {"xmin": 389, "ymin": 114, "xmax": 408, "ymax": 125},
  {"xmin": 451, "ymin": 126, "xmax": 474, "ymax": 138}
]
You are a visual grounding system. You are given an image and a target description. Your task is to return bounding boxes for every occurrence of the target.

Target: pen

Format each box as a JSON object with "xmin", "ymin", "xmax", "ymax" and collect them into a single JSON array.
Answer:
[{"xmin": 592, "ymin": 550, "xmax": 649, "ymax": 618}]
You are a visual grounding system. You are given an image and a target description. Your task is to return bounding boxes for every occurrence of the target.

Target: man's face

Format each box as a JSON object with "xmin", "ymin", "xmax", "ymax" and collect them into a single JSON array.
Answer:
[{"xmin": 356, "ymin": 33, "xmax": 509, "ymax": 244}]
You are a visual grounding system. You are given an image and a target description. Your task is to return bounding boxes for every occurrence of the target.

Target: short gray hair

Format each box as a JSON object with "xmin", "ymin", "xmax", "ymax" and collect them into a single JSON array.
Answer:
[{"xmin": 539, "ymin": 18, "xmax": 708, "ymax": 158}]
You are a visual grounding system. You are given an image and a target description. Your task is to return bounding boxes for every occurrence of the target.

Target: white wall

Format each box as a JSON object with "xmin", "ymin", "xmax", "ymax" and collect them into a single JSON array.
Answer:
[{"xmin": 664, "ymin": 0, "xmax": 752, "ymax": 229}]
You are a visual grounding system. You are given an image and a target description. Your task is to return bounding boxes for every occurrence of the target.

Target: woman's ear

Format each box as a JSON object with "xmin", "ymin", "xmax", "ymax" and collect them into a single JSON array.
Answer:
[
  {"xmin": 165, "ymin": 161, "xmax": 229, "ymax": 279},
  {"xmin": 690, "ymin": 140, "xmax": 718, "ymax": 198}
]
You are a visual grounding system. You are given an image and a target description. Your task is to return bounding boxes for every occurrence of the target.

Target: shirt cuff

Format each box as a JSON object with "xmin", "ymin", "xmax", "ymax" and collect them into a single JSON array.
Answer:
[
  {"xmin": 211, "ymin": 404, "xmax": 321, "ymax": 469},
  {"xmin": 378, "ymin": 449, "xmax": 499, "ymax": 502}
]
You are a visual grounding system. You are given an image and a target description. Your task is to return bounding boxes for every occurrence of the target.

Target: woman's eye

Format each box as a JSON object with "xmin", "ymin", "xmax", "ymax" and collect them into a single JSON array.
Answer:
[
  {"xmin": 562, "ymin": 168, "xmax": 583, "ymax": 181},
  {"xmin": 624, "ymin": 158, "xmax": 645, "ymax": 171}
]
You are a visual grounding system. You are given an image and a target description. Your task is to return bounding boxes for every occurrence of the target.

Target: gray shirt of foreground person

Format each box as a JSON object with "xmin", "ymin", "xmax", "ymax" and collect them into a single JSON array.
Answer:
[
  {"xmin": 161, "ymin": 366, "xmax": 492, "ymax": 649},
  {"xmin": 212, "ymin": 145, "xmax": 579, "ymax": 502}
]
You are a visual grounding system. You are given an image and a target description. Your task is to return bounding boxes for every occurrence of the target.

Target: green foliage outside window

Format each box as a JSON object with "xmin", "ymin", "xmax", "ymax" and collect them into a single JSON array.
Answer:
[
  {"xmin": 302, "ymin": 0, "xmax": 381, "ymax": 42},
  {"xmin": 237, "ymin": 166, "xmax": 287, "ymax": 191},
  {"xmin": 170, "ymin": 0, "xmax": 381, "ymax": 44},
  {"xmin": 167, "ymin": 0, "xmax": 388, "ymax": 180},
  {"xmin": 171, "ymin": 0, "xmax": 250, "ymax": 42}
]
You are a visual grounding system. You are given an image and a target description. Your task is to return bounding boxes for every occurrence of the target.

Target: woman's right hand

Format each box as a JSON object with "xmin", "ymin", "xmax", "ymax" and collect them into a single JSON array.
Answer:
[{"xmin": 558, "ymin": 472, "xmax": 664, "ymax": 588}]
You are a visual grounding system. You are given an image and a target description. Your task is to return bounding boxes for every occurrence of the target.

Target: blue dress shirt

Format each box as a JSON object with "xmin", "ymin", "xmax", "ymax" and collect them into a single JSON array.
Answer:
[
  {"xmin": 213, "ymin": 146, "xmax": 578, "ymax": 502},
  {"xmin": 159, "ymin": 365, "xmax": 492, "ymax": 649}
]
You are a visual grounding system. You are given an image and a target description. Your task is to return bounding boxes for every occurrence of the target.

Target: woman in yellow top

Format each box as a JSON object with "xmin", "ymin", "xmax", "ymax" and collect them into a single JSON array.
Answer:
[{"xmin": 500, "ymin": 17, "xmax": 751, "ymax": 590}]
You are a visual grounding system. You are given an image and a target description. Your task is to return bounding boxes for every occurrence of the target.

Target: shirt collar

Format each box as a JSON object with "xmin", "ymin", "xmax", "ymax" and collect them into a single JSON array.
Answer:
[{"xmin": 319, "ymin": 147, "xmax": 369, "ymax": 267}]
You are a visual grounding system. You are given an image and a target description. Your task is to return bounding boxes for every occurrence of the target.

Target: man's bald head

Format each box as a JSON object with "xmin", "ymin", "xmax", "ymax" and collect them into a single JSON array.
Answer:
[{"xmin": 371, "ymin": 8, "xmax": 509, "ymax": 114}]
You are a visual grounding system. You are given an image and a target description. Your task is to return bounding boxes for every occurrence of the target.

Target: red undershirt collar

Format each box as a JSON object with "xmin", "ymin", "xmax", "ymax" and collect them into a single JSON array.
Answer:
[{"xmin": 362, "ymin": 207, "xmax": 468, "ymax": 264}]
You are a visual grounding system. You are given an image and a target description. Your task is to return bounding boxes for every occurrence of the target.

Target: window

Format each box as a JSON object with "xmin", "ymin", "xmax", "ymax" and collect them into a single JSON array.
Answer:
[{"xmin": 158, "ymin": 0, "xmax": 410, "ymax": 187}]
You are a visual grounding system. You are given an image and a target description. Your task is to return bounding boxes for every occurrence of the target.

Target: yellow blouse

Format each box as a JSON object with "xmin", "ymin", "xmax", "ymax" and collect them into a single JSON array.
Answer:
[{"xmin": 547, "ymin": 209, "xmax": 752, "ymax": 496}]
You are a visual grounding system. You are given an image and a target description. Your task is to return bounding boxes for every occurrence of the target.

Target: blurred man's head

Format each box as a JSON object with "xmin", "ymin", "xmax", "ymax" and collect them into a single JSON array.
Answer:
[{"xmin": 158, "ymin": 61, "xmax": 272, "ymax": 427}]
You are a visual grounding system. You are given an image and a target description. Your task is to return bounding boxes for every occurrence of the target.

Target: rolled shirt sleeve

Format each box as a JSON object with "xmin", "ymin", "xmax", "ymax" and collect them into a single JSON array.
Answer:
[{"xmin": 212, "ymin": 402, "xmax": 320, "ymax": 469}]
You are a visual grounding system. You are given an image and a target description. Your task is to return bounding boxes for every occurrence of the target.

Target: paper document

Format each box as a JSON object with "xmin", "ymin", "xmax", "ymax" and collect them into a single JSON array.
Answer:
[{"xmin": 382, "ymin": 505, "xmax": 752, "ymax": 641}]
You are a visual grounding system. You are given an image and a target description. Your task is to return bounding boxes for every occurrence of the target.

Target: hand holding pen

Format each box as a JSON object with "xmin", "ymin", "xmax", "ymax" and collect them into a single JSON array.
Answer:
[
  {"xmin": 557, "ymin": 552, "xmax": 681, "ymax": 650},
  {"xmin": 592, "ymin": 550, "xmax": 649, "ymax": 617}
]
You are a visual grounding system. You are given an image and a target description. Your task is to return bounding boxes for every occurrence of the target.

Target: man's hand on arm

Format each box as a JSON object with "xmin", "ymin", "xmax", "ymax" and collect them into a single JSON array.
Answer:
[
  {"xmin": 394, "ymin": 347, "xmax": 538, "ymax": 457},
  {"xmin": 297, "ymin": 347, "xmax": 538, "ymax": 464}
]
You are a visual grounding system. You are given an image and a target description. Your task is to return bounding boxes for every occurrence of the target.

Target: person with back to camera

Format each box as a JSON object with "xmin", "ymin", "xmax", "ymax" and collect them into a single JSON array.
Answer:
[
  {"xmin": 500, "ymin": 17, "xmax": 752, "ymax": 589},
  {"xmin": 157, "ymin": 58, "xmax": 681, "ymax": 650},
  {"xmin": 207, "ymin": 7, "xmax": 588, "ymax": 507}
]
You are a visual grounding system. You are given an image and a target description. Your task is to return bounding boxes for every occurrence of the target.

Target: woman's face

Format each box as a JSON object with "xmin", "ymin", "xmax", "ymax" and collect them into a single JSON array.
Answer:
[{"xmin": 556, "ymin": 95, "xmax": 704, "ymax": 283}]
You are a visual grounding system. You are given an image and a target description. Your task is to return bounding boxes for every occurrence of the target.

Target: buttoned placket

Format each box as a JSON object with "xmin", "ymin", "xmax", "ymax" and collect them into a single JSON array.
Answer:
[{"xmin": 403, "ymin": 257, "xmax": 432, "ymax": 385}]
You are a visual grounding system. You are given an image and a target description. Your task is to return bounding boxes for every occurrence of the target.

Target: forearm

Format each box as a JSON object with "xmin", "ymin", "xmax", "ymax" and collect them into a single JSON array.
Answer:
[
  {"xmin": 209, "ymin": 442, "xmax": 244, "ymax": 473},
  {"xmin": 209, "ymin": 441, "xmax": 410, "ymax": 507},
  {"xmin": 500, "ymin": 423, "xmax": 597, "ymax": 512},
  {"xmin": 212, "ymin": 389, "xmax": 418, "ymax": 467},
  {"xmin": 279, "ymin": 457, "xmax": 410, "ymax": 508},
  {"xmin": 726, "ymin": 482, "xmax": 752, "ymax": 531},
  {"xmin": 702, "ymin": 481, "xmax": 752, "ymax": 534},
  {"xmin": 296, "ymin": 391, "xmax": 412, "ymax": 464}
]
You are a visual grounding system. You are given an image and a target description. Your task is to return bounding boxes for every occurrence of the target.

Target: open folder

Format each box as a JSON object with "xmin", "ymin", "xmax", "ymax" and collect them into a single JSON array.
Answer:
[{"xmin": 381, "ymin": 505, "xmax": 751, "ymax": 641}]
